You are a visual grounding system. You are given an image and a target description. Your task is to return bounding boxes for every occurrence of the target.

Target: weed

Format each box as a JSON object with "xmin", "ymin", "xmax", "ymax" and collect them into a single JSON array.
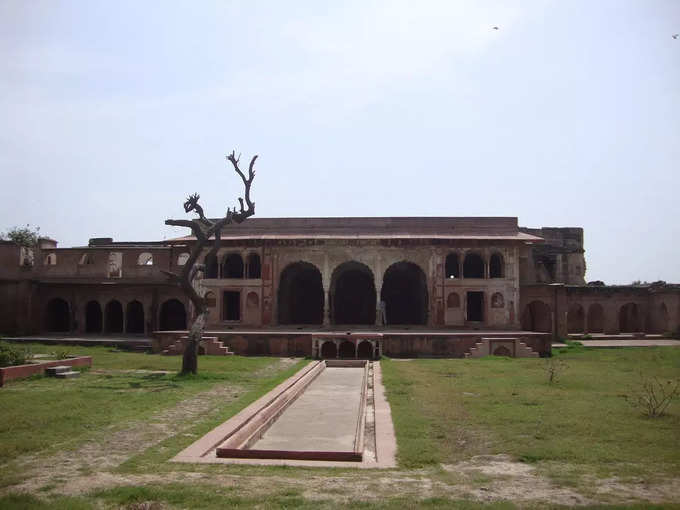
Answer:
[{"xmin": 626, "ymin": 373, "xmax": 680, "ymax": 417}]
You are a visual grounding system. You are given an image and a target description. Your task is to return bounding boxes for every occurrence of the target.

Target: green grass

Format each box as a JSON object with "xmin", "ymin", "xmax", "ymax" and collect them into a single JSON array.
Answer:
[
  {"xmin": 0, "ymin": 343, "xmax": 291, "ymax": 463},
  {"xmin": 381, "ymin": 348, "xmax": 680, "ymax": 477}
]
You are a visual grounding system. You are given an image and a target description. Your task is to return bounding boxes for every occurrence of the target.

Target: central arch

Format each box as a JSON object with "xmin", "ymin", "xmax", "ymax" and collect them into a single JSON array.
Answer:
[
  {"xmin": 381, "ymin": 261, "xmax": 428, "ymax": 326},
  {"xmin": 330, "ymin": 261, "xmax": 376, "ymax": 325},
  {"xmin": 277, "ymin": 262, "xmax": 324, "ymax": 325}
]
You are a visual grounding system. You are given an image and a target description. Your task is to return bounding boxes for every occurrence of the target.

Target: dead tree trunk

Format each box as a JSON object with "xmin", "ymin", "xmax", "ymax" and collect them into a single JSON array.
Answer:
[{"xmin": 164, "ymin": 151, "xmax": 257, "ymax": 374}]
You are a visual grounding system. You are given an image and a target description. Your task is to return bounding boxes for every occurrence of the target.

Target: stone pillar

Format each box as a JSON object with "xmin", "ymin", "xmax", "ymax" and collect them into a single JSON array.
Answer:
[{"xmin": 323, "ymin": 289, "xmax": 330, "ymax": 326}]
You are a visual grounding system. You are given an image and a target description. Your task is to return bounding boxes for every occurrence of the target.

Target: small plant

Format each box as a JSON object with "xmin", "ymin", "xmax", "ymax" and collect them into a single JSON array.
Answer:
[
  {"xmin": 545, "ymin": 358, "xmax": 568, "ymax": 384},
  {"xmin": 580, "ymin": 333, "xmax": 592, "ymax": 340},
  {"xmin": 626, "ymin": 374, "xmax": 679, "ymax": 418},
  {"xmin": 0, "ymin": 341, "xmax": 31, "ymax": 367},
  {"xmin": 52, "ymin": 349, "xmax": 71, "ymax": 360}
]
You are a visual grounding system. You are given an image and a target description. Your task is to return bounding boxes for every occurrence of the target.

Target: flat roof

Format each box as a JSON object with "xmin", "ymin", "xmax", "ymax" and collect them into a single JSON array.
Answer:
[{"xmin": 166, "ymin": 216, "xmax": 545, "ymax": 243}]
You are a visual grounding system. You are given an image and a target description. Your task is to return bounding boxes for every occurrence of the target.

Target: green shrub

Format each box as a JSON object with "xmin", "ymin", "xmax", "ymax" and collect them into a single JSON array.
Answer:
[
  {"xmin": 0, "ymin": 341, "xmax": 31, "ymax": 367},
  {"xmin": 52, "ymin": 349, "xmax": 71, "ymax": 360}
]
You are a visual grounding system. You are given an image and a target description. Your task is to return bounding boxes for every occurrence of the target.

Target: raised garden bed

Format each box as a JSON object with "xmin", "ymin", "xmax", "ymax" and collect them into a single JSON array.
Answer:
[{"xmin": 0, "ymin": 356, "xmax": 92, "ymax": 387}]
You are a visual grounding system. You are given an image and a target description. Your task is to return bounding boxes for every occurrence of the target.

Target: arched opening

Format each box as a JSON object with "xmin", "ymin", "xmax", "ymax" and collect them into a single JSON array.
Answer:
[
  {"xmin": 493, "ymin": 345, "xmax": 512, "ymax": 357},
  {"xmin": 657, "ymin": 303, "xmax": 669, "ymax": 333},
  {"xmin": 79, "ymin": 253, "xmax": 94, "ymax": 265},
  {"xmin": 567, "ymin": 304, "xmax": 585, "ymax": 333},
  {"xmin": 445, "ymin": 253, "xmax": 460, "ymax": 279},
  {"xmin": 277, "ymin": 262, "xmax": 324, "ymax": 325},
  {"xmin": 489, "ymin": 253, "xmax": 504, "ymax": 278},
  {"xmin": 619, "ymin": 303, "xmax": 639, "ymax": 333},
  {"xmin": 159, "ymin": 299, "xmax": 187, "ymax": 330},
  {"xmin": 105, "ymin": 300, "xmax": 124, "ymax": 333},
  {"xmin": 491, "ymin": 292, "xmax": 504, "ymax": 308},
  {"xmin": 85, "ymin": 301, "xmax": 102, "ymax": 333},
  {"xmin": 222, "ymin": 253, "xmax": 244, "ymax": 279},
  {"xmin": 44, "ymin": 253, "xmax": 57, "ymax": 265},
  {"xmin": 45, "ymin": 298, "xmax": 70, "ymax": 332},
  {"xmin": 177, "ymin": 252, "xmax": 190, "ymax": 266},
  {"xmin": 321, "ymin": 341, "xmax": 337, "ymax": 359},
  {"xmin": 338, "ymin": 340, "xmax": 355, "ymax": 359},
  {"xmin": 331, "ymin": 261, "xmax": 376, "ymax": 325},
  {"xmin": 357, "ymin": 340, "xmax": 373, "ymax": 359},
  {"xmin": 137, "ymin": 253, "xmax": 153, "ymax": 265},
  {"xmin": 205, "ymin": 254, "xmax": 218, "ymax": 278},
  {"xmin": 521, "ymin": 300, "xmax": 552, "ymax": 333},
  {"xmin": 126, "ymin": 300, "xmax": 145, "ymax": 334},
  {"xmin": 245, "ymin": 291, "xmax": 260, "ymax": 324},
  {"xmin": 447, "ymin": 292, "xmax": 460, "ymax": 308},
  {"xmin": 381, "ymin": 262, "xmax": 428, "ymax": 325},
  {"xmin": 467, "ymin": 291, "xmax": 484, "ymax": 322},
  {"xmin": 205, "ymin": 291, "xmax": 216, "ymax": 308},
  {"xmin": 463, "ymin": 253, "xmax": 485, "ymax": 278},
  {"xmin": 587, "ymin": 303, "xmax": 605, "ymax": 333},
  {"xmin": 246, "ymin": 253, "xmax": 261, "ymax": 279}
]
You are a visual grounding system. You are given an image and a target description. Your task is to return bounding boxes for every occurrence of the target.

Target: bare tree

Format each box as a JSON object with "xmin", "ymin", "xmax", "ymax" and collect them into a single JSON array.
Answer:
[{"xmin": 164, "ymin": 151, "xmax": 257, "ymax": 374}]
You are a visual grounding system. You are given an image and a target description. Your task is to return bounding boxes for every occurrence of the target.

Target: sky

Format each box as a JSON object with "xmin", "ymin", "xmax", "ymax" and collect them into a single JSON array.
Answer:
[{"xmin": 1, "ymin": 0, "xmax": 678, "ymax": 285}]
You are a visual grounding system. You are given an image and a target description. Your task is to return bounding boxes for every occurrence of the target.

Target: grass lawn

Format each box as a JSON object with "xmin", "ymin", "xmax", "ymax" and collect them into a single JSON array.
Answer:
[
  {"xmin": 0, "ymin": 343, "xmax": 293, "ymax": 465},
  {"xmin": 1, "ymin": 342, "xmax": 679, "ymax": 509},
  {"xmin": 381, "ymin": 345, "xmax": 680, "ymax": 479}
]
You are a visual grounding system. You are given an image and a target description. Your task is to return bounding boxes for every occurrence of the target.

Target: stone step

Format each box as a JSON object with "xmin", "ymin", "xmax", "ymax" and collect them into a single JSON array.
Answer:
[
  {"xmin": 45, "ymin": 365, "xmax": 72, "ymax": 376},
  {"xmin": 55, "ymin": 370, "xmax": 80, "ymax": 379}
]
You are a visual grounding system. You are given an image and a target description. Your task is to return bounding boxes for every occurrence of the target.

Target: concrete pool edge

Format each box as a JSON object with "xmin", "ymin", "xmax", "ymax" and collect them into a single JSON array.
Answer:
[{"xmin": 171, "ymin": 360, "xmax": 397, "ymax": 468}]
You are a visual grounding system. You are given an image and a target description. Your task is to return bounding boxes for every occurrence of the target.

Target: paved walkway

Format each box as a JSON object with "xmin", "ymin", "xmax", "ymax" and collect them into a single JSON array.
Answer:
[
  {"xmin": 554, "ymin": 339, "xmax": 680, "ymax": 348},
  {"xmin": 253, "ymin": 367, "xmax": 364, "ymax": 452}
]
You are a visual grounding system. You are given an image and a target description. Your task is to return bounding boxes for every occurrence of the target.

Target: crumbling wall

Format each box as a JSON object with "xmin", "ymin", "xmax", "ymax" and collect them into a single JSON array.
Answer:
[{"xmin": 519, "ymin": 227, "xmax": 586, "ymax": 285}]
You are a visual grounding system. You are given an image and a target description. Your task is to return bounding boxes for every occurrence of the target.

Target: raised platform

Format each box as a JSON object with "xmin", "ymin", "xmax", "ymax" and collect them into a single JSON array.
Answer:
[
  {"xmin": 152, "ymin": 328, "xmax": 551, "ymax": 358},
  {"xmin": 3, "ymin": 335, "xmax": 151, "ymax": 351}
]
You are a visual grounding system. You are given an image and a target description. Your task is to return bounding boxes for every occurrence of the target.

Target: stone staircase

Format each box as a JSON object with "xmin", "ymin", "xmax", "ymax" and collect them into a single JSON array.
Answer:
[
  {"xmin": 45, "ymin": 365, "xmax": 81, "ymax": 379},
  {"xmin": 162, "ymin": 336, "xmax": 233, "ymax": 356},
  {"xmin": 465, "ymin": 337, "xmax": 539, "ymax": 359}
]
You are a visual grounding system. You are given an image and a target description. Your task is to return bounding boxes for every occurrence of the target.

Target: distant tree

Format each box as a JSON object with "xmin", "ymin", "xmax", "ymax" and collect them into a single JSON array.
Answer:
[
  {"xmin": 1, "ymin": 225, "xmax": 40, "ymax": 248},
  {"xmin": 164, "ymin": 151, "xmax": 257, "ymax": 375},
  {"xmin": 2, "ymin": 225, "xmax": 41, "ymax": 267}
]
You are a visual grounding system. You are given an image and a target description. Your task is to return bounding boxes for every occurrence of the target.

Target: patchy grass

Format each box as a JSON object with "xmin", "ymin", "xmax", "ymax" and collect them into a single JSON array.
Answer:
[
  {"xmin": 381, "ymin": 348, "xmax": 680, "ymax": 478},
  {"xmin": 0, "ymin": 343, "xmax": 285, "ymax": 463},
  {"xmin": 3, "ymin": 485, "xmax": 680, "ymax": 509}
]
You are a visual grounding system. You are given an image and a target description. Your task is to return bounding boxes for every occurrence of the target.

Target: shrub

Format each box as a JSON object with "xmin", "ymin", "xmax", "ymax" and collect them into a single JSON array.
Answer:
[
  {"xmin": 52, "ymin": 349, "xmax": 71, "ymax": 360},
  {"xmin": 545, "ymin": 358, "xmax": 568, "ymax": 384},
  {"xmin": 626, "ymin": 374, "xmax": 680, "ymax": 418},
  {"xmin": 0, "ymin": 341, "xmax": 31, "ymax": 367}
]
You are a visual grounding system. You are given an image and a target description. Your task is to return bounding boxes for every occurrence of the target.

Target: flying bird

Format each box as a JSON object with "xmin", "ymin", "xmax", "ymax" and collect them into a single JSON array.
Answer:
[
  {"xmin": 673, "ymin": 34, "xmax": 679, "ymax": 39},
  {"xmin": 492, "ymin": 26, "xmax": 499, "ymax": 30}
]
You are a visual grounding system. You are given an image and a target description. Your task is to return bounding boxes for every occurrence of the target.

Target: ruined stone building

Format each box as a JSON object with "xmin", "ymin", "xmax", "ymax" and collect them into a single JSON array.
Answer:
[{"xmin": 1, "ymin": 217, "xmax": 678, "ymax": 358}]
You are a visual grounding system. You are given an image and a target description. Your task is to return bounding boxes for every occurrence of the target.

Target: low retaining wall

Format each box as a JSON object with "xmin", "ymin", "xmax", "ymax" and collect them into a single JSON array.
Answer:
[
  {"xmin": 0, "ymin": 356, "xmax": 92, "ymax": 387},
  {"xmin": 152, "ymin": 331, "xmax": 551, "ymax": 358}
]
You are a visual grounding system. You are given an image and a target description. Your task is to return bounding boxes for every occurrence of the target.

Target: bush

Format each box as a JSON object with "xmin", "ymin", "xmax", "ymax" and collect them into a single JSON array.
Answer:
[
  {"xmin": 626, "ymin": 374, "xmax": 680, "ymax": 418},
  {"xmin": 52, "ymin": 349, "xmax": 71, "ymax": 360},
  {"xmin": 0, "ymin": 341, "xmax": 31, "ymax": 367},
  {"xmin": 545, "ymin": 358, "xmax": 568, "ymax": 384}
]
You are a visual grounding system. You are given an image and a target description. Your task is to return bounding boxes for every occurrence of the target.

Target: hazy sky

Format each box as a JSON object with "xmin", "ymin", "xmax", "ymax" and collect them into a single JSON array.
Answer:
[{"xmin": 1, "ymin": 1, "xmax": 678, "ymax": 284}]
